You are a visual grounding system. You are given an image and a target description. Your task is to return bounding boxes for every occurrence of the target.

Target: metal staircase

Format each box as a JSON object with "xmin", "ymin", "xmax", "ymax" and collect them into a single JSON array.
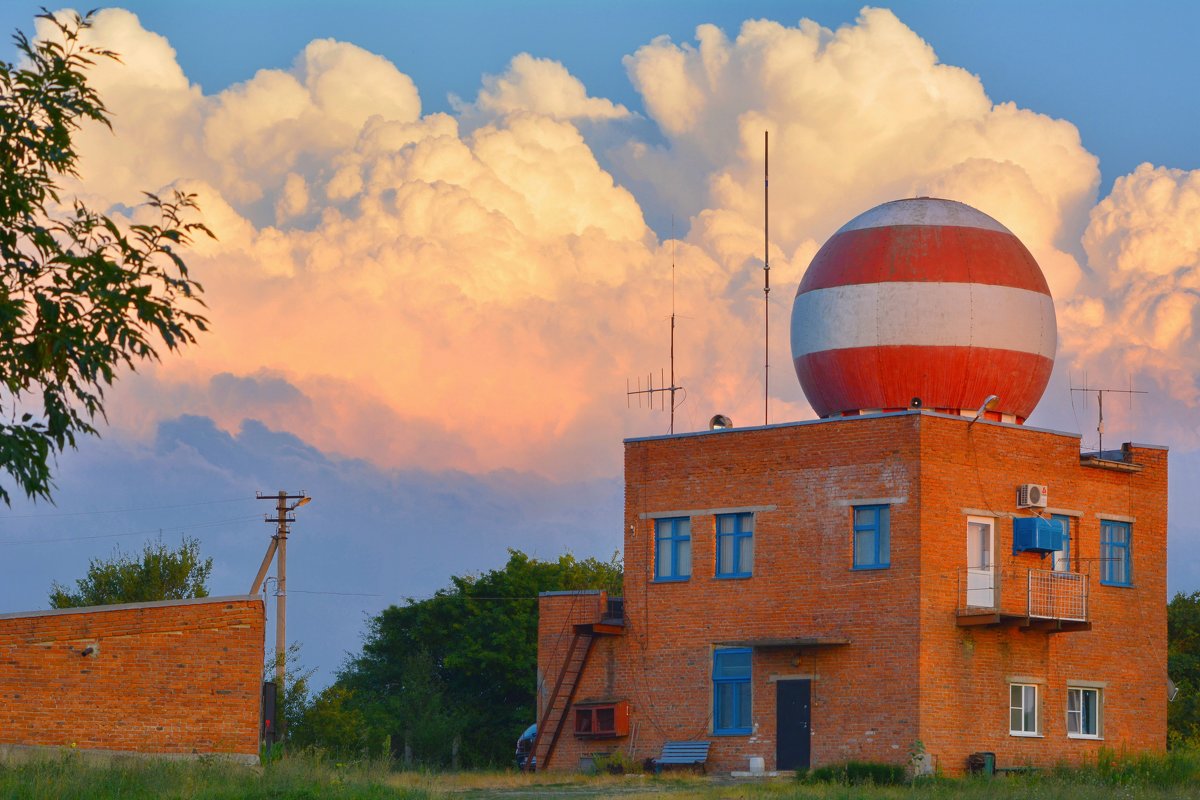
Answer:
[{"xmin": 530, "ymin": 625, "xmax": 594, "ymax": 770}]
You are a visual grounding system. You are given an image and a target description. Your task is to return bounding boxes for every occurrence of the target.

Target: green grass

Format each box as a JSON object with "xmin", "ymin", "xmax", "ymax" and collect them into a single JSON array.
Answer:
[{"xmin": 4, "ymin": 749, "xmax": 1200, "ymax": 800}]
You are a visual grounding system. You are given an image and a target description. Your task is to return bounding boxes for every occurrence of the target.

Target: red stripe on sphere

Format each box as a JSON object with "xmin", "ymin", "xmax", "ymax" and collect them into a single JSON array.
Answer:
[
  {"xmin": 793, "ymin": 346, "xmax": 1054, "ymax": 421},
  {"xmin": 799, "ymin": 225, "xmax": 1049, "ymax": 295}
]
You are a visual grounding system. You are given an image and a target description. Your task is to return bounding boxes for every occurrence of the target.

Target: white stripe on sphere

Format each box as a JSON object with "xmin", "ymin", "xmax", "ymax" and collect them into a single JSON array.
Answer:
[
  {"xmin": 836, "ymin": 198, "xmax": 1012, "ymax": 235},
  {"xmin": 790, "ymin": 282, "xmax": 1057, "ymax": 358}
]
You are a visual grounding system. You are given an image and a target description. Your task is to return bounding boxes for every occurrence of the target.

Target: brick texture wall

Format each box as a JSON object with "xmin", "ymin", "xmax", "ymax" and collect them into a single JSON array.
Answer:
[
  {"xmin": 536, "ymin": 411, "xmax": 1168, "ymax": 775},
  {"xmin": 0, "ymin": 595, "xmax": 264, "ymax": 759}
]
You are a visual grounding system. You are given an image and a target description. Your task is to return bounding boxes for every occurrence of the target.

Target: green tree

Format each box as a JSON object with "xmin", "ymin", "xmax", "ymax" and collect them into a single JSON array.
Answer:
[
  {"xmin": 49, "ymin": 535, "xmax": 212, "ymax": 608},
  {"xmin": 288, "ymin": 684, "xmax": 371, "ymax": 757},
  {"xmin": 329, "ymin": 549, "xmax": 622, "ymax": 767},
  {"xmin": 1169, "ymin": 590, "xmax": 1200, "ymax": 744},
  {"xmin": 0, "ymin": 11, "xmax": 209, "ymax": 505}
]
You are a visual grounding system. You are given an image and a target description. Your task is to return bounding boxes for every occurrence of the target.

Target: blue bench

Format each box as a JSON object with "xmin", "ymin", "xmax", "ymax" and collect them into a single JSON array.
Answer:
[{"xmin": 653, "ymin": 740, "xmax": 711, "ymax": 774}]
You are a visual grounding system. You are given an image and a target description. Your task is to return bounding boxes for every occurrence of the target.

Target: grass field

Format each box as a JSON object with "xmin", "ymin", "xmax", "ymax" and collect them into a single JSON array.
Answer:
[{"xmin": 4, "ymin": 748, "xmax": 1200, "ymax": 800}]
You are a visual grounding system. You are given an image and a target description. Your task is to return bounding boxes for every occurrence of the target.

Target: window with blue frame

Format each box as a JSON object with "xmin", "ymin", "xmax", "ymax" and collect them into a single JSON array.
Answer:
[
  {"xmin": 1100, "ymin": 520, "xmax": 1132, "ymax": 586},
  {"xmin": 655, "ymin": 517, "xmax": 691, "ymax": 581},
  {"xmin": 716, "ymin": 513, "xmax": 754, "ymax": 578},
  {"xmin": 713, "ymin": 648, "xmax": 752, "ymax": 734},
  {"xmin": 853, "ymin": 505, "xmax": 890, "ymax": 569}
]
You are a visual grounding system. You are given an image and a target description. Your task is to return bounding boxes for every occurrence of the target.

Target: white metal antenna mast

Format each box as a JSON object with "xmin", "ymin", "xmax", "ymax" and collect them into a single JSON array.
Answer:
[
  {"xmin": 1070, "ymin": 374, "xmax": 1147, "ymax": 454},
  {"xmin": 763, "ymin": 130, "xmax": 770, "ymax": 426},
  {"xmin": 626, "ymin": 217, "xmax": 684, "ymax": 432}
]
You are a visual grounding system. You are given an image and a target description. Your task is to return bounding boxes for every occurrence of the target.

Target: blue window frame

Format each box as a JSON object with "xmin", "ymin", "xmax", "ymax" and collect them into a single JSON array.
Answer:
[
  {"xmin": 655, "ymin": 517, "xmax": 691, "ymax": 581},
  {"xmin": 1051, "ymin": 514, "xmax": 1071, "ymax": 572},
  {"xmin": 713, "ymin": 648, "xmax": 752, "ymax": 734},
  {"xmin": 716, "ymin": 513, "xmax": 754, "ymax": 578},
  {"xmin": 853, "ymin": 505, "xmax": 890, "ymax": 569},
  {"xmin": 1100, "ymin": 520, "xmax": 1132, "ymax": 586}
]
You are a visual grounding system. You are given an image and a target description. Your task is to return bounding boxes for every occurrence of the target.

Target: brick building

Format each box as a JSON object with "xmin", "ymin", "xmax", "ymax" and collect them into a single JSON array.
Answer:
[
  {"xmin": 0, "ymin": 595, "xmax": 265, "ymax": 762},
  {"xmin": 533, "ymin": 199, "xmax": 1169, "ymax": 774}
]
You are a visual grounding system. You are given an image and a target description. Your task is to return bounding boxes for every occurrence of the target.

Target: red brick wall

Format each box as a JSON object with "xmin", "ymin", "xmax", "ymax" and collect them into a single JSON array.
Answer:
[
  {"xmin": 0, "ymin": 596, "xmax": 264, "ymax": 759},
  {"xmin": 916, "ymin": 418, "xmax": 1168, "ymax": 771},
  {"xmin": 536, "ymin": 411, "xmax": 1168, "ymax": 775}
]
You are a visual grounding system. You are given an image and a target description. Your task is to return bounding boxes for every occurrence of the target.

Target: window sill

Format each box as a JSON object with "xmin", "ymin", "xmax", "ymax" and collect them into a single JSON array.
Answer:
[
  {"xmin": 852, "ymin": 564, "xmax": 890, "ymax": 571},
  {"xmin": 713, "ymin": 729, "xmax": 751, "ymax": 737},
  {"xmin": 1067, "ymin": 734, "xmax": 1102, "ymax": 740},
  {"xmin": 1009, "ymin": 732, "xmax": 1044, "ymax": 738},
  {"xmin": 715, "ymin": 573, "xmax": 752, "ymax": 580},
  {"xmin": 653, "ymin": 577, "xmax": 690, "ymax": 583},
  {"xmin": 1100, "ymin": 582, "xmax": 1134, "ymax": 588}
]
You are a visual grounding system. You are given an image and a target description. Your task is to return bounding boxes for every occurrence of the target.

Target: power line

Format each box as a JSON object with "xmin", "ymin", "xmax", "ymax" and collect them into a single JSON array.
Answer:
[
  {"xmin": 290, "ymin": 589, "xmax": 384, "ymax": 598},
  {"xmin": 0, "ymin": 514, "xmax": 261, "ymax": 546},
  {"xmin": 1, "ymin": 495, "xmax": 255, "ymax": 520}
]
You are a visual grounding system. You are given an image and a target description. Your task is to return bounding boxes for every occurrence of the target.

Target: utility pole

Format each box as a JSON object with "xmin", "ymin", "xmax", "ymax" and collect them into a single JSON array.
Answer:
[{"xmin": 253, "ymin": 490, "xmax": 311, "ymax": 738}]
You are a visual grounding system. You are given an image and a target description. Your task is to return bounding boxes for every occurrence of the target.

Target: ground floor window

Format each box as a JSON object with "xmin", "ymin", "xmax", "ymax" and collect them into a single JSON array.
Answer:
[
  {"xmin": 1009, "ymin": 683, "xmax": 1039, "ymax": 736},
  {"xmin": 713, "ymin": 648, "xmax": 751, "ymax": 734},
  {"xmin": 1067, "ymin": 687, "xmax": 1101, "ymax": 738}
]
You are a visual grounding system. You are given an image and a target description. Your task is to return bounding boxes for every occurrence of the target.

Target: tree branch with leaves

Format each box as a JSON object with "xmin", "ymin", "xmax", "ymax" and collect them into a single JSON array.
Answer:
[{"xmin": 0, "ymin": 10, "xmax": 211, "ymax": 504}]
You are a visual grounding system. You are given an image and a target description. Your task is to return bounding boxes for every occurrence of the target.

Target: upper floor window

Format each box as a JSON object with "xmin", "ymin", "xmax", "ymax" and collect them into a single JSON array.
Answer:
[
  {"xmin": 1009, "ymin": 683, "xmax": 1039, "ymax": 736},
  {"xmin": 713, "ymin": 648, "xmax": 752, "ymax": 734},
  {"xmin": 853, "ymin": 505, "xmax": 890, "ymax": 569},
  {"xmin": 1100, "ymin": 520, "xmax": 1132, "ymax": 586},
  {"xmin": 716, "ymin": 513, "xmax": 754, "ymax": 578},
  {"xmin": 655, "ymin": 517, "xmax": 691, "ymax": 581}
]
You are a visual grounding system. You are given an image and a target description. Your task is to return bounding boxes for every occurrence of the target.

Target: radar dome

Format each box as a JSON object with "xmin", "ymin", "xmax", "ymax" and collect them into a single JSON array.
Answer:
[{"xmin": 789, "ymin": 198, "xmax": 1055, "ymax": 423}]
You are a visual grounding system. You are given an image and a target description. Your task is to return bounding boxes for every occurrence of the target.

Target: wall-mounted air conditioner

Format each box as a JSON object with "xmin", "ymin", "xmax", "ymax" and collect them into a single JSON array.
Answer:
[{"xmin": 1017, "ymin": 483, "xmax": 1048, "ymax": 508}]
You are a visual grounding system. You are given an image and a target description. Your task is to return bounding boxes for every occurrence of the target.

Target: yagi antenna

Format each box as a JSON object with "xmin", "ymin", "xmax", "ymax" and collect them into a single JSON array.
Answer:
[
  {"xmin": 626, "ymin": 218, "xmax": 685, "ymax": 433},
  {"xmin": 1069, "ymin": 373, "xmax": 1147, "ymax": 455}
]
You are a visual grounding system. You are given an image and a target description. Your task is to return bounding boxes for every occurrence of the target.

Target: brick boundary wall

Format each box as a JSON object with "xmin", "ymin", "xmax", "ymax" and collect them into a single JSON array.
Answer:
[{"xmin": 0, "ymin": 595, "xmax": 264, "ymax": 763}]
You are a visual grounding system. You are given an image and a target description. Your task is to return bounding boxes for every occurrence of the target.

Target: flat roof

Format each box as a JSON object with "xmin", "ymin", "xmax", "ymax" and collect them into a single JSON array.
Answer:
[
  {"xmin": 625, "ymin": 409, "xmax": 1165, "ymax": 451},
  {"xmin": 0, "ymin": 594, "xmax": 260, "ymax": 621}
]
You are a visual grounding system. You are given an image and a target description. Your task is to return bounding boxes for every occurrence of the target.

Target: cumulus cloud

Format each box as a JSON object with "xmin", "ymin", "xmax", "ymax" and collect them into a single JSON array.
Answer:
[
  {"xmin": 617, "ymin": 9, "xmax": 1098, "ymax": 300},
  {"xmin": 458, "ymin": 53, "xmax": 632, "ymax": 121},
  {"xmin": 36, "ymin": 5, "xmax": 1200, "ymax": 480},
  {"xmin": 1058, "ymin": 164, "xmax": 1200, "ymax": 444}
]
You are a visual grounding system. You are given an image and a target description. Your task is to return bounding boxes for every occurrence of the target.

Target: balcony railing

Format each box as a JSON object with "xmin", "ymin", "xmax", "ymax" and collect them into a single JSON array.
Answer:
[{"xmin": 956, "ymin": 567, "xmax": 1089, "ymax": 629}]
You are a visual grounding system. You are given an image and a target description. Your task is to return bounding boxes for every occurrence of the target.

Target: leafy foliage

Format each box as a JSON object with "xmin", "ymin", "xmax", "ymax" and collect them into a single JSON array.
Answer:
[
  {"xmin": 49, "ymin": 535, "xmax": 212, "ymax": 608},
  {"xmin": 316, "ymin": 549, "xmax": 622, "ymax": 767},
  {"xmin": 0, "ymin": 11, "xmax": 210, "ymax": 504},
  {"xmin": 1169, "ymin": 590, "xmax": 1200, "ymax": 744}
]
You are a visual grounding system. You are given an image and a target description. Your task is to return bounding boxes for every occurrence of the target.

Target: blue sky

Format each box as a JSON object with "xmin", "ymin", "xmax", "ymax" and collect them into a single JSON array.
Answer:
[{"xmin": 1, "ymin": 3, "xmax": 1198, "ymax": 688}]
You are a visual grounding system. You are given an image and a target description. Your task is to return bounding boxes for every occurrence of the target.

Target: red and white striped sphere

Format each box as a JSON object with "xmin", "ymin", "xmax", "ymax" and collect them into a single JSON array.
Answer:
[{"xmin": 790, "ymin": 198, "xmax": 1056, "ymax": 423}]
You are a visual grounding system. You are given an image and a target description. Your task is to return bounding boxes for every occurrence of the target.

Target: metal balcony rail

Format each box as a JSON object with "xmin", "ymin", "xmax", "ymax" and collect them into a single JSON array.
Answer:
[
  {"xmin": 957, "ymin": 567, "xmax": 1089, "ymax": 624},
  {"xmin": 1027, "ymin": 568, "xmax": 1087, "ymax": 622}
]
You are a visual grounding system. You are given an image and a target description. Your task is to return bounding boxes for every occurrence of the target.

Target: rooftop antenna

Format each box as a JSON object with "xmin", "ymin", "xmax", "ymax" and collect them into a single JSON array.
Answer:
[
  {"xmin": 763, "ymin": 129, "xmax": 770, "ymax": 426},
  {"xmin": 1070, "ymin": 374, "xmax": 1147, "ymax": 455},
  {"xmin": 626, "ymin": 217, "xmax": 685, "ymax": 433}
]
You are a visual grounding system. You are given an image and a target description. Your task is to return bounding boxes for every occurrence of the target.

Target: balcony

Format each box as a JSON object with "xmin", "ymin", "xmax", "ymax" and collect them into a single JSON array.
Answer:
[{"xmin": 956, "ymin": 567, "xmax": 1090, "ymax": 632}]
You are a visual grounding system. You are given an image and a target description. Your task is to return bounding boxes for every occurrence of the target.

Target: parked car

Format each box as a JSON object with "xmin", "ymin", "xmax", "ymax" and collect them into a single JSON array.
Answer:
[{"xmin": 515, "ymin": 723, "xmax": 536, "ymax": 770}]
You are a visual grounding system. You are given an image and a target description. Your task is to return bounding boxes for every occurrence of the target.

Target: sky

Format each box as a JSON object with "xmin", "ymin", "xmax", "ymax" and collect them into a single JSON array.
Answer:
[{"xmin": 1, "ymin": 2, "xmax": 1199, "ymax": 688}]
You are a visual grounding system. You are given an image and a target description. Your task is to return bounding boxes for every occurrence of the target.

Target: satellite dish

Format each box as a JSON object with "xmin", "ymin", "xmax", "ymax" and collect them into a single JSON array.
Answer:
[{"xmin": 709, "ymin": 414, "xmax": 733, "ymax": 430}]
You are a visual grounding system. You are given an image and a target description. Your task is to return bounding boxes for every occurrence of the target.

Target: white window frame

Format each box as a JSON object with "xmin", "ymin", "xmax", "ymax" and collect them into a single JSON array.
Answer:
[
  {"xmin": 1009, "ymin": 683, "xmax": 1040, "ymax": 737},
  {"xmin": 1066, "ymin": 686, "xmax": 1103, "ymax": 739}
]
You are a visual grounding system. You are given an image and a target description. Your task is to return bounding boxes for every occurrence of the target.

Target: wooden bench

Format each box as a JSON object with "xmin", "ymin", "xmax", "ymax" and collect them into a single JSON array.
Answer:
[{"xmin": 652, "ymin": 740, "xmax": 711, "ymax": 774}]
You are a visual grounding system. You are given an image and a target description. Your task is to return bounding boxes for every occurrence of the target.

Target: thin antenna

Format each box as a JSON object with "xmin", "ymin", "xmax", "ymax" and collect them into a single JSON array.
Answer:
[
  {"xmin": 763, "ymin": 129, "xmax": 770, "ymax": 426},
  {"xmin": 626, "ymin": 221, "xmax": 684, "ymax": 432},
  {"xmin": 670, "ymin": 218, "xmax": 676, "ymax": 432},
  {"xmin": 1069, "ymin": 377, "xmax": 1147, "ymax": 455}
]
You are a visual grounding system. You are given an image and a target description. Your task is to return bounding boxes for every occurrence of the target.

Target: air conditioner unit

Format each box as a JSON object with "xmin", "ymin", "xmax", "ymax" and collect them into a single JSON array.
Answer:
[{"xmin": 1017, "ymin": 483, "xmax": 1048, "ymax": 508}]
